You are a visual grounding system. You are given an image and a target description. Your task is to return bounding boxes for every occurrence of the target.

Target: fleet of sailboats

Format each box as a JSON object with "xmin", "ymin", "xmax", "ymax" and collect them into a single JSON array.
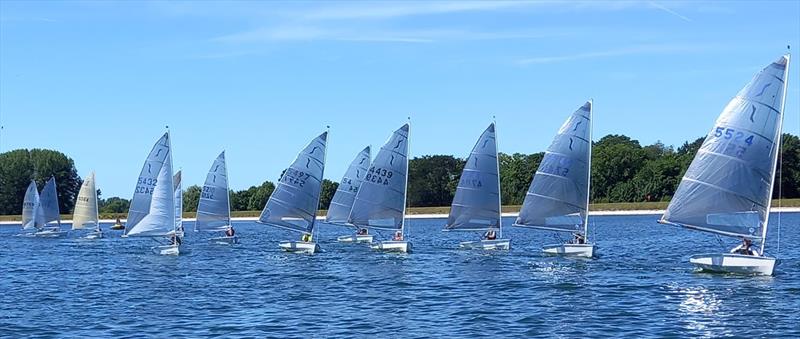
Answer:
[
  {"xmin": 658, "ymin": 54, "xmax": 791, "ymax": 276},
  {"xmin": 72, "ymin": 171, "xmax": 102, "ymax": 239},
  {"xmin": 513, "ymin": 101, "xmax": 595, "ymax": 257},
  {"xmin": 21, "ymin": 177, "xmax": 68, "ymax": 238},
  {"xmin": 195, "ymin": 151, "xmax": 237, "ymax": 244},
  {"xmin": 257, "ymin": 131, "xmax": 328, "ymax": 254}
]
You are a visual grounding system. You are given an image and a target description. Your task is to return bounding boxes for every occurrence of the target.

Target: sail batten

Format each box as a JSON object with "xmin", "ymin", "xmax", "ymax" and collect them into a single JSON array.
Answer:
[
  {"xmin": 445, "ymin": 123, "xmax": 501, "ymax": 232},
  {"xmin": 258, "ymin": 132, "xmax": 328, "ymax": 234},
  {"xmin": 195, "ymin": 151, "xmax": 231, "ymax": 232},
  {"xmin": 348, "ymin": 124, "xmax": 409, "ymax": 231},
  {"xmin": 515, "ymin": 101, "xmax": 592, "ymax": 233},
  {"xmin": 661, "ymin": 55, "xmax": 789, "ymax": 241}
]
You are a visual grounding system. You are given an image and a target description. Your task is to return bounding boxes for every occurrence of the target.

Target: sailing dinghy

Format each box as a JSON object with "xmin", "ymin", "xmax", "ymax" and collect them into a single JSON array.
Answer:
[
  {"xmin": 513, "ymin": 101, "xmax": 595, "ymax": 257},
  {"xmin": 444, "ymin": 123, "xmax": 509, "ymax": 250},
  {"xmin": 196, "ymin": 151, "xmax": 237, "ymax": 244},
  {"xmin": 33, "ymin": 177, "xmax": 67, "ymax": 238},
  {"xmin": 258, "ymin": 131, "xmax": 328, "ymax": 254},
  {"xmin": 328, "ymin": 146, "xmax": 373, "ymax": 243},
  {"xmin": 72, "ymin": 171, "xmax": 102, "ymax": 239},
  {"xmin": 123, "ymin": 132, "xmax": 181, "ymax": 255},
  {"xmin": 659, "ymin": 54, "xmax": 790, "ymax": 276},
  {"xmin": 348, "ymin": 124, "xmax": 412, "ymax": 253},
  {"xmin": 21, "ymin": 180, "xmax": 40, "ymax": 235}
]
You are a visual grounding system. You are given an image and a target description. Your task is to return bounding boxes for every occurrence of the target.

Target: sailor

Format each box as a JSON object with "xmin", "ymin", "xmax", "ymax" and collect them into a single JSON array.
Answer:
[
  {"xmin": 225, "ymin": 226, "xmax": 235, "ymax": 237},
  {"xmin": 357, "ymin": 228, "xmax": 368, "ymax": 235},
  {"xmin": 170, "ymin": 234, "xmax": 182, "ymax": 246},
  {"xmin": 484, "ymin": 229, "xmax": 497, "ymax": 240},
  {"xmin": 301, "ymin": 233, "xmax": 312, "ymax": 242},
  {"xmin": 572, "ymin": 232, "xmax": 585, "ymax": 244},
  {"xmin": 731, "ymin": 238, "xmax": 756, "ymax": 256},
  {"xmin": 393, "ymin": 230, "xmax": 403, "ymax": 241}
]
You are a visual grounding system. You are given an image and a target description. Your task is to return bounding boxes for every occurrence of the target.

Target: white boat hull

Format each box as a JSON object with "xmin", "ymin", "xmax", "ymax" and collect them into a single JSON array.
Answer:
[
  {"xmin": 279, "ymin": 241, "xmax": 319, "ymax": 254},
  {"xmin": 153, "ymin": 244, "xmax": 180, "ymax": 256},
  {"xmin": 210, "ymin": 236, "xmax": 239, "ymax": 245},
  {"xmin": 542, "ymin": 243, "xmax": 595, "ymax": 257},
  {"xmin": 370, "ymin": 240, "xmax": 411, "ymax": 253},
  {"xmin": 459, "ymin": 239, "xmax": 510, "ymax": 250},
  {"xmin": 689, "ymin": 253, "xmax": 776, "ymax": 276},
  {"xmin": 336, "ymin": 234, "xmax": 374, "ymax": 243},
  {"xmin": 34, "ymin": 229, "xmax": 68, "ymax": 238}
]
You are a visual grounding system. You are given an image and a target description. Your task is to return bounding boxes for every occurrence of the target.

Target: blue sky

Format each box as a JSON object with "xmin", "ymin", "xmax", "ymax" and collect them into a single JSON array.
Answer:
[{"xmin": 1, "ymin": 1, "xmax": 799, "ymax": 198}]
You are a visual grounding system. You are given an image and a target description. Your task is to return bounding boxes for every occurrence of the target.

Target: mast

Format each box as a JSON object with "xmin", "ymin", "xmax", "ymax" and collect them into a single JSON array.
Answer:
[
  {"xmin": 493, "ymin": 117, "xmax": 503, "ymax": 239},
  {"xmin": 312, "ymin": 127, "xmax": 330, "ymax": 241},
  {"xmin": 584, "ymin": 99, "xmax": 593, "ymax": 241},
  {"xmin": 401, "ymin": 117, "xmax": 411, "ymax": 236},
  {"xmin": 224, "ymin": 151, "xmax": 232, "ymax": 228},
  {"xmin": 94, "ymin": 171, "xmax": 100, "ymax": 232},
  {"xmin": 760, "ymin": 53, "xmax": 791, "ymax": 255},
  {"xmin": 167, "ymin": 127, "xmax": 177, "ymax": 235}
]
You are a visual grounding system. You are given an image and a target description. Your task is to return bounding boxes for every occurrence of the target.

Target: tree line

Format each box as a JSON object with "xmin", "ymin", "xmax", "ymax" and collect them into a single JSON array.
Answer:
[{"xmin": 1, "ymin": 133, "xmax": 798, "ymax": 215}]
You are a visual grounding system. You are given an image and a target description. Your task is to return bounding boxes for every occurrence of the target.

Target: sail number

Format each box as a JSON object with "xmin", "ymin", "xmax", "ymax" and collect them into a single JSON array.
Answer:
[
  {"xmin": 713, "ymin": 127, "xmax": 754, "ymax": 158},
  {"xmin": 341, "ymin": 177, "xmax": 359, "ymax": 193},
  {"xmin": 201, "ymin": 186, "xmax": 215, "ymax": 199},
  {"xmin": 281, "ymin": 168, "xmax": 310, "ymax": 187},
  {"xmin": 135, "ymin": 177, "xmax": 157, "ymax": 194},
  {"xmin": 460, "ymin": 172, "xmax": 483, "ymax": 188},
  {"xmin": 366, "ymin": 166, "xmax": 392, "ymax": 185}
]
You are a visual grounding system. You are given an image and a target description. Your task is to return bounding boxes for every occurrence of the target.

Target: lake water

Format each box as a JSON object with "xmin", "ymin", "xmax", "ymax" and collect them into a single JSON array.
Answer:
[{"xmin": 1, "ymin": 213, "xmax": 798, "ymax": 338}]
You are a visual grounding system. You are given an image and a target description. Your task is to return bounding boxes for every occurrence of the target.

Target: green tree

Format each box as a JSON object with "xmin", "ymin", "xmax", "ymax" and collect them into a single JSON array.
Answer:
[
  {"xmin": 591, "ymin": 135, "xmax": 647, "ymax": 202},
  {"xmin": 247, "ymin": 181, "xmax": 275, "ymax": 211},
  {"xmin": 775, "ymin": 133, "xmax": 800, "ymax": 199},
  {"xmin": 99, "ymin": 197, "xmax": 130, "ymax": 214},
  {"xmin": 499, "ymin": 152, "xmax": 543, "ymax": 205},
  {"xmin": 319, "ymin": 179, "xmax": 338, "ymax": 210},
  {"xmin": 182, "ymin": 185, "xmax": 201, "ymax": 212},
  {"xmin": 408, "ymin": 155, "xmax": 464, "ymax": 207},
  {"xmin": 0, "ymin": 148, "xmax": 81, "ymax": 214}
]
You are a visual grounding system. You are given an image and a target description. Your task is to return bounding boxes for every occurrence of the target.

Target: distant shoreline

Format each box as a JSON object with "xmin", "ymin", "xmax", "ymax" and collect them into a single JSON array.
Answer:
[{"xmin": 2, "ymin": 207, "xmax": 799, "ymax": 225}]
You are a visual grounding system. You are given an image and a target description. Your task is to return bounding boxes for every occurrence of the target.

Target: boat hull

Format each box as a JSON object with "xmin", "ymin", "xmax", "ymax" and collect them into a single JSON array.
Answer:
[
  {"xmin": 279, "ymin": 241, "xmax": 319, "ymax": 254},
  {"xmin": 153, "ymin": 244, "xmax": 180, "ymax": 256},
  {"xmin": 110, "ymin": 225, "xmax": 125, "ymax": 230},
  {"xmin": 459, "ymin": 239, "xmax": 510, "ymax": 250},
  {"xmin": 336, "ymin": 234, "xmax": 374, "ymax": 243},
  {"xmin": 689, "ymin": 253, "xmax": 776, "ymax": 276},
  {"xmin": 370, "ymin": 240, "xmax": 411, "ymax": 253},
  {"xmin": 542, "ymin": 243, "xmax": 594, "ymax": 257},
  {"xmin": 210, "ymin": 236, "xmax": 239, "ymax": 245}
]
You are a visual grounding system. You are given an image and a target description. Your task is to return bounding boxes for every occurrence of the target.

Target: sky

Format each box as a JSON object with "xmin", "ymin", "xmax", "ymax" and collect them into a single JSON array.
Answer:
[{"xmin": 1, "ymin": 0, "xmax": 799, "ymax": 198}]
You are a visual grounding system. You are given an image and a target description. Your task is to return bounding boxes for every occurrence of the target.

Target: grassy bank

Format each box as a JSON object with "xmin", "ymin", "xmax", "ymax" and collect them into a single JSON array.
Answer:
[{"xmin": 2, "ymin": 199, "xmax": 799, "ymax": 222}]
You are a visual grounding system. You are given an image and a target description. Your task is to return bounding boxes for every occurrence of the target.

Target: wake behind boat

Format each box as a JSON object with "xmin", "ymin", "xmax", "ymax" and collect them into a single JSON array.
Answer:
[
  {"xmin": 513, "ymin": 101, "xmax": 595, "ymax": 257},
  {"xmin": 258, "ymin": 131, "xmax": 328, "ymax": 254},
  {"xmin": 659, "ymin": 54, "xmax": 791, "ymax": 276},
  {"xmin": 327, "ymin": 146, "xmax": 373, "ymax": 243},
  {"xmin": 444, "ymin": 122, "xmax": 509, "ymax": 250}
]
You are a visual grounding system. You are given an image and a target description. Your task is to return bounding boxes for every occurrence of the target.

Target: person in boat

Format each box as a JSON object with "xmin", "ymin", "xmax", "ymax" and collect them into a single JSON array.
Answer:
[
  {"xmin": 572, "ymin": 232, "xmax": 586, "ymax": 244},
  {"xmin": 356, "ymin": 228, "xmax": 368, "ymax": 235},
  {"xmin": 731, "ymin": 238, "xmax": 756, "ymax": 256},
  {"xmin": 170, "ymin": 234, "xmax": 182, "ymax": 246},
  {"xmin": 392, "ymin": 230, "xmax": 404, "ymax": 241},
  {"xmin": 225, "ymin": 226, "xmax": 235, "ymax": 237},
  {"xmin": 301, "ymin": 233, "xmax": 312, "ymax": 242},
  {"xmin": 484, "ymin": 229, "xmax": 497, "ymax": 240}
]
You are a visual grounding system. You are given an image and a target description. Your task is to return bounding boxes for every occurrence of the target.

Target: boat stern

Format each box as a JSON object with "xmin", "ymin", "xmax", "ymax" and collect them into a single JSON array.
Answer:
[{"xmin": 689, "ymin": 253, "xmax": 775, "ymax": 276}]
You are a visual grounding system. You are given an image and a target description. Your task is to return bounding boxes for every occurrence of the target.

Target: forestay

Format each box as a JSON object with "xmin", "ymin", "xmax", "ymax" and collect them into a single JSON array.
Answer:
[
  {"xmin": 258, "ymin": 132, "xmax": 327, "ymax": 234},
  {"xmin": 661, "ymin": 55, "xmax": 790, "ymax": 240},
  {"xmin": 126, "ymin": 133, "xmax": 175, "ymax": 237},
  {"xmin": 38, "ymin": 176, "xmax": 61, "ymax": 227},
  {"xmin": 72, "ymin": 171, "xmax": 99, "ymax": 230},
  {"xmin": 445, "ymin": 123, "xmax": 501, "ymax": 231},
  {"xmin": 22, "ymin": 180, "xmax": 40, "ymax": 230},
  {"xmin": 126, "ymin": 133, "xmax": 170, "ymax": 234},
  {"xmin": 348, "ymin": 124, "xmax": 409, "ymax": 231},
  {"xmin": 515, "ymin": 102, "xmax": 592, "ymax": 233},
  {"xmin": 174, "ymin": 170, "xmax": 182, "ymax": 230},
  {"xmin": 326, "ymin": 146, "xmax": 371, "ymax": 225},
  {"xmin": 196, "ymin": 151, "xmax": 231, "ymax": 232}
]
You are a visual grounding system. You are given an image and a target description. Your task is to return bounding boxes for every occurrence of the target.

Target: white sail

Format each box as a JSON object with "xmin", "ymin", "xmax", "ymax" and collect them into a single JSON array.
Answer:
[
  {"xmin": 22, "ymin": 180, "xmax": 40, "ymax": 230},
  {"xmin": 37, "ymin": 176, "xmax": 61, "ymax": 228},
  {"xmin": 445, "ymin": 123, "xmax": 501, "ymax": 232},
  {"xmin": 348, "ymin": 124, "xmax": 410, "ymax": 231},
  {"xmin": 72, "ymin": 171, "xmax": 99, "ymax": 230},
  {"xmin": 661, "ymin": 55, "xmax": 790, "ymax": 244},
  {"xmin": 196, "ymin": 151, "xmax": 232, "ymax": 232},
  {"xmin": 126, "ymin": 133, "xmax": 171, "ymax": 234},
  {"xmin": 258, "ymin": 131, "xmax": 328, "ymax": 234},
  {"xmin": 325, "ymin": 146, "xmax": 371, "ymax": 225},
  {"xmin": 174, "ymin": 170, "xmax": 182, "ymax": 230},
  {"xmin": 515, "ymin": 101, "xmax": 592, "ymax": 234},
  {"xmin": 126, "ymin": 133, "xmax": 175, "ymax": 237}
]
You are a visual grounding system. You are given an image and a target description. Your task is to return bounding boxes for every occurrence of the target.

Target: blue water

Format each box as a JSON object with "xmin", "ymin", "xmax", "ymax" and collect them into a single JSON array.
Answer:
[{"xmin": 1, "ymin": 213, "xmax": 798, "ymax": 338}]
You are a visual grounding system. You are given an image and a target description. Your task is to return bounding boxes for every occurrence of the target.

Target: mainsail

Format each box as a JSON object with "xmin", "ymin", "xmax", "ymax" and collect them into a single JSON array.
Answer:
[
  {"xmin": 325, "ymin": 146, "xmax": 371, "ymax": 225},
  {"xmin": 126, "ymin": 132, "xmax": 175, "ymax": 237},
  {"xmin": 126, "ymin": 133, "xmax": 170, "ymax": 234},
  {"xmin": 38, "ymin": 176, "xmax": 61, "ymax": 228},
  {"xmin": 258, "ymin": 132, "xmax": 327, "ymax": 234},
  {"xmin": 174, "ymin": 170, "xmax": 182, "ymax": 230},
  {"xmin": 348, "ymin": 124, "xmax": 410, "ymax": 231},
  {"xmin": 196, "ymin": 151, "xmax": 231, "ymax": 232},
  {"xmin": 515, "ymin": 101, "xmax": 592, "ymax": 234},
  {"xmin": 72, "ymin": 171, "xmax": 99, "ymax": 230},
  {"xmin": 445, "ymin": 123, "xmax": 501, "ymax": 232},
  {"xmin": 22, "ymin": 180, "xmax": 40, "ymax": 230},
  {"xmin": 661, "ymin": 55, "xmax": 790, "ymax": 243}
]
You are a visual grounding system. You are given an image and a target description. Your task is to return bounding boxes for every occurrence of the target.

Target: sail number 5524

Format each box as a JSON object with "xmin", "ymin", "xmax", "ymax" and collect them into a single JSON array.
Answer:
[{"xmin": 713, "ymin": 126, "xmax": 754, "ymax": 158}]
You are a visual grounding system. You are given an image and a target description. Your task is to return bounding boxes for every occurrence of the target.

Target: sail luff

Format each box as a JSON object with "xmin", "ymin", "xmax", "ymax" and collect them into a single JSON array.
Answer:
[
  {"xmin": 312, "ymin": 128, "xmax": 330, "ymax": 239},
  {"xmin": 495, "ymin": 120, "xmax": 503, "ymax": 238},
  {"xmin": 761, "ymin": 53, "xmax": 790, "ymax": 254},
  {"xmin": 584, "ymin": 100, "xmax": 593, "ymax": 240},
  {"xmin": 401, "ymin": 121, "xmax": 410, "ymax": 235}
]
